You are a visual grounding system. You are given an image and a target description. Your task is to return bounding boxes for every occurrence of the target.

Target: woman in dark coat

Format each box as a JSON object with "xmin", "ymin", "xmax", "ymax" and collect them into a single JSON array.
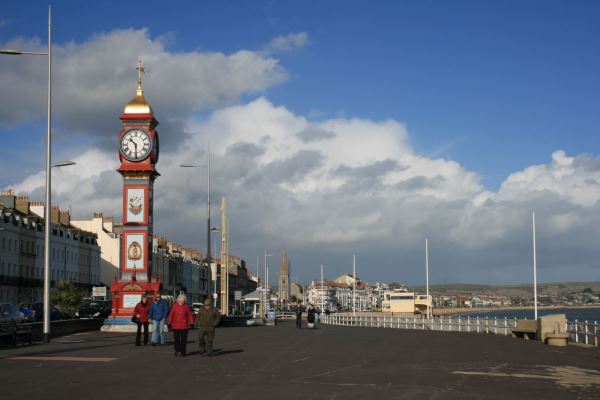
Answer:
[
  {"xmin": 167, "ymin": 294, "xmax": 194, "ymax": 356},
  {"xmin": 133, "ymin": 294, "xmax": 151, "ymax": 346}
]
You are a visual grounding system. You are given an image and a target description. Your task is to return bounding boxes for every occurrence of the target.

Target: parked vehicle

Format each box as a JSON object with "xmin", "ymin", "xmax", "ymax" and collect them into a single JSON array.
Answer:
[
  {"xmin": 75, "ymin": 300, "xmax": 112, "ymax": 319},
  {"xmin": 0, "ymin": 303, "xmax": 31, "ymax": 347},
  {"xmin": 0, "ymin": 303, "xmax": 26, "ymax": 323},
  {"xmin": 18, "ymin": 303, "xmax": 65, "ymax": 322}
]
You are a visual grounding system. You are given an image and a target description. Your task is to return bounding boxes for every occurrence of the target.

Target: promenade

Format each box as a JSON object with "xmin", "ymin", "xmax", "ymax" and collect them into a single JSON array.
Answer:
[{"xmin": 1, "ymin": 321, "xmax": 599, "ymax": 399}]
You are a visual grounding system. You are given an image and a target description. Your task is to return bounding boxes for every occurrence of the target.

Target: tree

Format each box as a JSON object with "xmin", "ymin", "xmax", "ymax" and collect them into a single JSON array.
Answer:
[{"xmin": 52, "ymin": 280, "xmax": 84, "ymax": 318}]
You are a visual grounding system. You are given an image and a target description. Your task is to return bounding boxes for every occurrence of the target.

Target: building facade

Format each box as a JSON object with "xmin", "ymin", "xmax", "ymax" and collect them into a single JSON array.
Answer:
[{"xmin": 0, "ymin": 191, "xmax": 101, "ymax": 305}]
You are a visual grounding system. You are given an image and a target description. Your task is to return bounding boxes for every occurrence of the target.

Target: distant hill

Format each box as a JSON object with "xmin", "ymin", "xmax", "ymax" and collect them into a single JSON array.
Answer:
[{"xmin": 408, "ymin": 281, "xmax": 600, "ymax": 297}]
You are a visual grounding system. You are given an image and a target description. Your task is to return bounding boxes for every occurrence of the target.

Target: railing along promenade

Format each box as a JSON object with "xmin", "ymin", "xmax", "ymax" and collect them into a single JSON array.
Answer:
[{"xmin": 321, "ymin": 314, "xmax": 600, "ymax": 347}]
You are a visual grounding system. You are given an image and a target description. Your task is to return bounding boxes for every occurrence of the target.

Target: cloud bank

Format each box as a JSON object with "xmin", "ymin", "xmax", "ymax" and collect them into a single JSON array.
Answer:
[{"xmin": 2, "ymin": 28, "xmax": 599, "ymax": 285}]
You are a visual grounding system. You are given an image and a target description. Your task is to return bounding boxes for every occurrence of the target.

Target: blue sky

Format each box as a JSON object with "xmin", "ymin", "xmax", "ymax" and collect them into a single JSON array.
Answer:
[
  {"xmin": 2, "ymin": 1, "xmax": 600, "ymax": 284},
  {"xmin": 3, "ymin": 0, "xmax": 599, "ymax": 189}
]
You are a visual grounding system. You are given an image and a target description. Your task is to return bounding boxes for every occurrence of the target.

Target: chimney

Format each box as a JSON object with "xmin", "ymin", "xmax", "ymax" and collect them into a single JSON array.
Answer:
[
  {"xmin": 51, "ymin": 206, "xmax": 60, "ymax": 224},
  {"xmin": 0, "ymin": 190, "xmax": 16, "ymax": 209},
  {"xmin": 59, "ymin": 210, "xmax": 70, "ymax": 226},
  {"xmin": 15, "ymin": 196, "xmax": 30, "ymax": 214}
]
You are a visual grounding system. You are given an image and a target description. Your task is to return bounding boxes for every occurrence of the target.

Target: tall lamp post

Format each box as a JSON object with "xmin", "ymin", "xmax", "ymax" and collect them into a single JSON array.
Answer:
[
  {"xmin": 180, "ymin": 145, "xmax": 212, "ymax": 299},
  {"xmin": 1, "ymin": 6, "xmax": 54, "ymax": 342},
  {"xmin": 261, "ymin": 252, "xmax": 272, "ymax": 318}
]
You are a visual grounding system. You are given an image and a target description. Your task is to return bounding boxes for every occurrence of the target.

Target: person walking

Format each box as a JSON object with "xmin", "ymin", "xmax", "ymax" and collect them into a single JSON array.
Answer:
[
  {"xmin": 295, "ymin": 303, "xmax": 303, "ymax": 329},
  {"xmin": 196, "ymin": 298, "xmax": 220, "ymax": 356},
  {"xmin": 306, "ymin": 304, "xmax": 316, "ymax": 328},
  {"xmin": 133, "ymin": 294, "xmax": 151, "ymax": 346},
  {"xmin": 167, "ymin": 294, "xmax": 194, "ymax": 357},
  {"xmin": 148, "ymin": 292, "xmax": 169, "ymax": 346}
]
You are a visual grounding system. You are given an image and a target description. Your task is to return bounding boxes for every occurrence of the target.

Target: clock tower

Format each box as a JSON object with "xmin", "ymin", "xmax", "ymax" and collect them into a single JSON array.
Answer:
[{"xmin": 110, "ymin": 60, "xmax": 161, "ymax": 318}]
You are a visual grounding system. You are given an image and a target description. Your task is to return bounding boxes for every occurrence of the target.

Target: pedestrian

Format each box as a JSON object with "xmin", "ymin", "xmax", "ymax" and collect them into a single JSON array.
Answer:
[
  {"xmin": 295, "ymin": 303, "xmax": 303, "ymax": 329},
  {"xmin": 148, "ymin": 292, "xmax": 169, "ymax": 346},
  {"xmin": 307, "ymin": 304, "xmax": 316, "ymax": 328},
  {"xmin": 196, "ymin": 298, "xmax": 220, "ymax": 356},
  {"xmin": 133, "ymin": 294, "xmax": 151, "ymax": 346},
  {"xmin": 167, "ymin": 294, "xmax": 194, "ymax": 357},
  {"xmin": 316, "ymin": 306, "xmax": 322, "ymax": 324}
]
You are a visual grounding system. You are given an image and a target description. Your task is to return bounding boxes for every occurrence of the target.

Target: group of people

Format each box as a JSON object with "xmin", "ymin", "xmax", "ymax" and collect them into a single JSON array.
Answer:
[
  {"xmin": 294, "ymin": 303, "xmax": 322, "ymax": 328},
  {"xmin": 133, "ymin": 293, "xmax": 220, "ymax": 357}
]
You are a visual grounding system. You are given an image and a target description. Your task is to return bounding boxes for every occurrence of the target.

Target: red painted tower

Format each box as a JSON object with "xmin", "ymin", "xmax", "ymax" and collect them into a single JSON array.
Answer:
[{"xmin": 110, "ymin": 61, "xmax": 161, "ymax": 317}]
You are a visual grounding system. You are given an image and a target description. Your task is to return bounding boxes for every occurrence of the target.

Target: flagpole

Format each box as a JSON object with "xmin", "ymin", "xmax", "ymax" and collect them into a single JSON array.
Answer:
[
  {"xmin": 352, "ymin": 254, "xmax": 356, "ymax": 316},
  {"xmin": 532, "ymin": 212, "xmax": 538, "ymax": 320}
]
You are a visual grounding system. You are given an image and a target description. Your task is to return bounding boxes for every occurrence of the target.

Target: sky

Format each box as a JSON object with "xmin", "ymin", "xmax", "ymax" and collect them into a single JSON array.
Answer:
[{"xmin": 1, "ymin": 0, "xmax": 599, "ymax": 286}]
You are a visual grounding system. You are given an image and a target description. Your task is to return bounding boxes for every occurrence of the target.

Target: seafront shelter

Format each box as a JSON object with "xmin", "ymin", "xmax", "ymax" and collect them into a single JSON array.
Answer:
[{"xmin": 382, "ymin": 290, "xmax": 432, "ymax": 314}]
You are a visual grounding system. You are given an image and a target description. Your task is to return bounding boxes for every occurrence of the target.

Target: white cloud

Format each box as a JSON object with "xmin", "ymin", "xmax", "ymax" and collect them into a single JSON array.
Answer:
[
  {"xmin": 262, "ymin": 32, "xmax": 309, "ymax": 54},
  {"xmin": 6, "ymin": 97, "xmax": 600, "ymax": 284},
  {"xmin": 0, "ymin": 28, "xmax": 289, "ymax": 147}
]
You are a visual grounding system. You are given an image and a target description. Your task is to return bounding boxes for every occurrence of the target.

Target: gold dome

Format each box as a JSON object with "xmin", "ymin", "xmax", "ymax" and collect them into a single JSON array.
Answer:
[{"xmin": 124, "ymin": 60, "xmax": 154, "ymax": 115}]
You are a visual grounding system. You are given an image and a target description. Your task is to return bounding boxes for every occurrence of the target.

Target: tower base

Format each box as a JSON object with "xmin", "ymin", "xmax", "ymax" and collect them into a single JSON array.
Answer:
[{"xmin": 110, "ymin": 280, "xmax": 161, "ymax": 318}]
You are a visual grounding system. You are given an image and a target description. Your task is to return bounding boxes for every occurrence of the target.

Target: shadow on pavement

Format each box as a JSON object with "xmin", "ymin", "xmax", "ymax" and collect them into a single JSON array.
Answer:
[{"xmin": 186, "ymin": 348, "xmax": 245, "ymax": 357}]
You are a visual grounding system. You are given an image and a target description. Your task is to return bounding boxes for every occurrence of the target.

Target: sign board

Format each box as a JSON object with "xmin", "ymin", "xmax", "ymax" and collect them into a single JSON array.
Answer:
[
  {"xmin": 123, "ymin": 294, "xmax": 142, "ymax": 308},
  {"xmin": 234, "ymin": 290, "xmax": 242, "ymax": 301},
  {"xmin": 92, "ymin": 286, "xmax": 107, "ymax": 299}
]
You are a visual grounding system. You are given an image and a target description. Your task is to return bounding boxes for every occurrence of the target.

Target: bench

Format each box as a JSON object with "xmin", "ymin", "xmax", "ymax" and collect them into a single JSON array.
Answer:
[
  {"xmin": 0, "ymin": 320, "xmax": 32, "ymax": 347},
  {"xmin": 511, "ymin": 319, "xmax": 537, "ymax": 340}
]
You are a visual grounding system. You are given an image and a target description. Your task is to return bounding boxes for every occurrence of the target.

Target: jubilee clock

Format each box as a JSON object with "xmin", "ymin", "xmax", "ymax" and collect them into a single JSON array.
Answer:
[{"xmin": 120, "ymin": 128, "xmax": 152, "ymax": 161}]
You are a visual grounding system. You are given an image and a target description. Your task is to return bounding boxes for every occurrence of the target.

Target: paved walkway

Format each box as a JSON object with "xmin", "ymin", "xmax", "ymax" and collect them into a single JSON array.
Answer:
[{"xmin": 1, "ymin": 321, "xmax": 599, "ymax": 399}]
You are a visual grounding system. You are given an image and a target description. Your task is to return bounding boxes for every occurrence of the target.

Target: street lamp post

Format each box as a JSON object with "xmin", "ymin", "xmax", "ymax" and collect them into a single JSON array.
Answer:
[
  {"xmin": 1, "ymin": 6, "xmax": 53, "ymax": 342},
  {"xmin": 261, "ymin": 252, "xmax": 272, "ymax": 318},
  {"xmin": 180, "ymin": 145, "xmax": 212, "ymax": 300}
]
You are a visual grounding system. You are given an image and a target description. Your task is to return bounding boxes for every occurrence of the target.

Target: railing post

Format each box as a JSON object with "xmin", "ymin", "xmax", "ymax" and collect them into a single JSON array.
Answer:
[
  {"xmin": 595, "ymin": 322, "xmax": 598, "ymax": 347},
  {"xmin": 494, "ymin": 317, "xmax": 497, "ymax": 335},
  {"xmin": 467, "ymin": 316, "xmax": 470, "ymax": 333},
  {"xmin": 574, "ymin": 319, "xmax": 579, "ymax": 343},
  {"xmin": 585, "ymin": 320, "xmax": 589, "ymax": 345},
  {"xmin": 458, "ymin": 316, "xmax": 461, "ymax": 332}
]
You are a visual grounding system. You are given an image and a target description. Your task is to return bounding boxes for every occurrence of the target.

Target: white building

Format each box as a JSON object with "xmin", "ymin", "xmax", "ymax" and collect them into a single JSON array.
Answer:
[{"xmin": 0, "ymin": 191, "xmax": 101, "ymax": 304}]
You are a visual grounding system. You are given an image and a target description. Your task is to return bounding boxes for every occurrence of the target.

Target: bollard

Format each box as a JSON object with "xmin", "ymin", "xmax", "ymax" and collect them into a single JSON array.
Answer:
[
  {"xmin": 574, "ymin": 319, "xmax": 579, "ymax": 343},
  {"xmin": 458, "ymin": 316, "xmax": 461, "ymax": 332},
  {"xmin": 467, "ymin": 316, "xmax": 470, "ymax": 333},
  {"xmin": 585, "ymin": 320, "xmax": 589, "ymax": 345}
]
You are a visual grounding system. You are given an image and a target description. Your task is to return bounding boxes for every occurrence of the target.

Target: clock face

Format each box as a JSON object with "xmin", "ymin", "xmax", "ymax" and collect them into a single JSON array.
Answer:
[{"xmin": 120, "ymin": 129, "xmax": 152, "ymax": 161}]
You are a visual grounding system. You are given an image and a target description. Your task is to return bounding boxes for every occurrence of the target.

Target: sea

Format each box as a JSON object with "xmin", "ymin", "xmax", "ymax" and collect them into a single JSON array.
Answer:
[{"xmin": 453, "ymin": 307, "xmax": 600, "ymax": 322}]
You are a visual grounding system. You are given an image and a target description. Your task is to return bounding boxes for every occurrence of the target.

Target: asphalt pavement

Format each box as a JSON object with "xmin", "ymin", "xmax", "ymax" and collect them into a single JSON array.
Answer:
[{"xmin": 1, "ymin": 320, "xmax": 599, "ymax": 399}]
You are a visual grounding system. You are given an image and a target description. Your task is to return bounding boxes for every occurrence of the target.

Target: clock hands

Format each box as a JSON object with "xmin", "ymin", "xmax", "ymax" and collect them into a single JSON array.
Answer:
[{"xmin": 128, "ymin": 137, "xmax": 138, "ymax": 158}]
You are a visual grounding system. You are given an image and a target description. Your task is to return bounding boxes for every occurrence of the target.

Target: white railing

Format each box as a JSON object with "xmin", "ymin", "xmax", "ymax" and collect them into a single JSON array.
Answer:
[
  {"xmin": 568, "ymin": 320, "xmax": 600, "ymax": 347},
  {"xmin": 322, "ymin": 314, "xmax": 517, "ymax": 335},
  {"xmin": 322, "ymin": 314, "xmax": 600, "ymax": 347}
]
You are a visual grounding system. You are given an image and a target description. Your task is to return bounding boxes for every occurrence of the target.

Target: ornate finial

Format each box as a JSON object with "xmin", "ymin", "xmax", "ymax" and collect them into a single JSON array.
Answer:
[
  {"xmin": 123, "ymin": 59, "xmax": 154, "ymax": 115},
  {"xmin": 136, "ymin": 59, "xmax": 145, "ymax": 91}
]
